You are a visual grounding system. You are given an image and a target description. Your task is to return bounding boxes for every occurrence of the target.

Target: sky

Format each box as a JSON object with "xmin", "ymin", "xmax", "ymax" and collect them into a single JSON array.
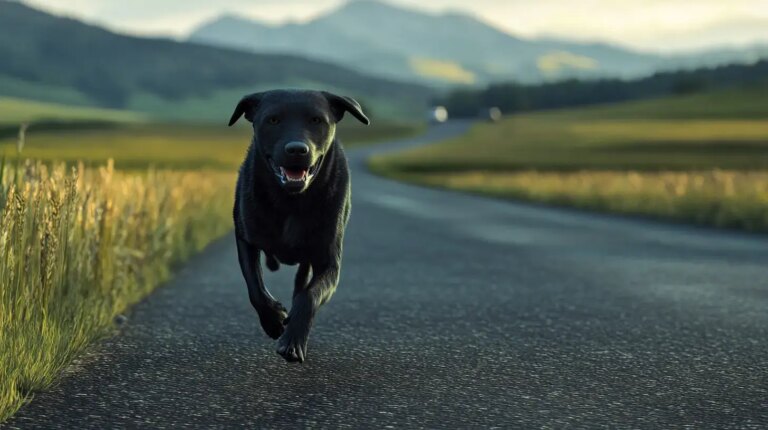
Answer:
[{"xmin": 23, "ymin": 0, "xmax": 768, "ymax": 53}]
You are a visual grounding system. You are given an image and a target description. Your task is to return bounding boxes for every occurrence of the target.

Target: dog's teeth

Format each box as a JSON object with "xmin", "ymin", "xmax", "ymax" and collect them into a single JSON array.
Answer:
[{"xmin": 280, "ymin": 167, "xmax": 308, "ymax": 182}]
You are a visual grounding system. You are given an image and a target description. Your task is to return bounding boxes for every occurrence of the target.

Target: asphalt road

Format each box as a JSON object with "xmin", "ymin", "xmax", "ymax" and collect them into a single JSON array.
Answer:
[{"xmin": 6, "ymin": 122, "xmax": 768, "ymax": 429}]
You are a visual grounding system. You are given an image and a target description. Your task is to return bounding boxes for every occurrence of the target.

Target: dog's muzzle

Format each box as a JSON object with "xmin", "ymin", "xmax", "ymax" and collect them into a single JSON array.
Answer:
[{"xmin": 267, "ymin": 155, "xmax": 324, "ymax": 192}]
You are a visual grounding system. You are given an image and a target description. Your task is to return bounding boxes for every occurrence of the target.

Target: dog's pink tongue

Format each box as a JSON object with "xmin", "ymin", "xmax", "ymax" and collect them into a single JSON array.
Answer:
[{"xmin": 284, "ymin": 168, "xmax": 307, "ymax": 180}]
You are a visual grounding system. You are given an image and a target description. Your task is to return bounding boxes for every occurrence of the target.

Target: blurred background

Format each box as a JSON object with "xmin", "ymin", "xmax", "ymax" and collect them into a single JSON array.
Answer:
[
  {"xmin": 2, "ymin": 0, "xmax": 767, "ymax": 123},
  {"xmin": 0, "ymin": 0, "xmax": 767, "ymax": 219}
]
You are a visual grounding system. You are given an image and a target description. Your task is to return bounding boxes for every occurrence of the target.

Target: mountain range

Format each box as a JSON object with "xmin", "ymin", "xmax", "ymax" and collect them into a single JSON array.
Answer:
[
  {"xmin": 2, "ymin": 0, "xmax": 766, "ymax": 122},
  {"xmin": 189, "ymin": 0, "xmax": 768, "ymax": 87},
  {"xmin": 0, "ymin": 0, "xmax": 431, "ymax": 121},
  {"xmin": 189, "ymin": 0, "xmax": 659, "ymax": 85}
]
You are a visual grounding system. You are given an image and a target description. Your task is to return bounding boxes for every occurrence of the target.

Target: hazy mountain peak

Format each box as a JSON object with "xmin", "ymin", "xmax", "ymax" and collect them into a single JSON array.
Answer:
[
  {"xmin": 313, "ymin": 0, "xmax": 440, "ymax": 28},
  {"xmin": 188, "ymin": 0, "xmax": 763, "ymax": 86},
  {"xmin": 213, "ymin": 13, "xmax": 269, "ymax": 26},
  {"xmin": 322, "ymin": 0, "xmax": 493, "ymax": 29},
  {"xmin": 195, "ymin": 12, "xmax": 272, "ymax": 33},
  {"xmin": 0, "ymin": 0, "xmax": 431, "ymax": 118},
  {"xmin": 333, "ymin": 0, "xmax": 417, "ymax": 15}
]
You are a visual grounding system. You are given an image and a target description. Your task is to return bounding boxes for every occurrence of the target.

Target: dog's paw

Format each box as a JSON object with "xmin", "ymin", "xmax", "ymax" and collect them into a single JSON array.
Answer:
[
  {"xmin": 257, "ymin": 301, "xmax": 288, "ymax": 340},
  {"xmin": 276, "ymin": 324, "xmax": 310, "ymax": 363}
]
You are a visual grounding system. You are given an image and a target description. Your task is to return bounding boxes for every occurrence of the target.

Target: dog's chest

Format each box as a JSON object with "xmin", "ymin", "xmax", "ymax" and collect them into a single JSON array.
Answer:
[
  {"xmin": 271, "ymin": 215, "xmax": 314, "ymax": 264},
  {"xmin": 280, "ymin": 216, "xmax": 306, "ymax": 248}
]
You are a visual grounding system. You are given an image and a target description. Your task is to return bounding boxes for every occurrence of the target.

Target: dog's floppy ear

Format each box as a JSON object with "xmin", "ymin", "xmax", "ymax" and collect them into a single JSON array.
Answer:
[
  {"xmin": 322, "ymin": 91, "xmax": 370, "ymax": 125},
  {"xmin": 228, "ymin": 92, "xmax": 264, "ymax": 126}
]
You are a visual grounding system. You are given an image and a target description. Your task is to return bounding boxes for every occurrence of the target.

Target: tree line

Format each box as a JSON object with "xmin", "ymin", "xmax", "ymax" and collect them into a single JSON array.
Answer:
[{"xmin": 436, "ymin": 60, "xmax": 768, "ymax": 117}]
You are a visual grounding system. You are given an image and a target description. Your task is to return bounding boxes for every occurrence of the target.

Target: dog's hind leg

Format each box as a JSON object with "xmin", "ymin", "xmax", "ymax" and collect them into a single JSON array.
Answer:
[{"xmin": 235, "ymin": 237, "xmax": 287, "ymax": 339}]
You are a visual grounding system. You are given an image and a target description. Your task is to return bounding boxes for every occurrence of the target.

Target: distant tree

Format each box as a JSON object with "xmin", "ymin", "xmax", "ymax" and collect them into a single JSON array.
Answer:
[
  {"xmin": 438, "ymin": 60, "xmax": 768, "ymax": 117},
  {"xmin": 672, "ymin": 77, "xmax": 709, "ymax": 95}
]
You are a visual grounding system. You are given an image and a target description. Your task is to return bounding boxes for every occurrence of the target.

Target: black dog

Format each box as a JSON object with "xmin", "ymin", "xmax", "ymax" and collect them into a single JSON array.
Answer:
[{"xmin": 228, "ymin": 89, "xmax": 369, "ymax": 363}]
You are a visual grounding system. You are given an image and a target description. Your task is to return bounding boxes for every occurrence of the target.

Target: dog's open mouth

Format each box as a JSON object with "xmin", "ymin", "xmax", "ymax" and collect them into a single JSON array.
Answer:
[
  {"xmin": 268, "ymin": 157, "xmax": 323, "ymax": 187},
  {"xmin": 280, "ymin": 167, "xmax": 308, "ymax": 182}
]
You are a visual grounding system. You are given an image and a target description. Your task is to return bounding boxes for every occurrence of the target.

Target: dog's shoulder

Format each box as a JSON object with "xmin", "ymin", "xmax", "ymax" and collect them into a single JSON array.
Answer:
[
  {"xmin": 316, "ymin": 139, "xmax": 350, "ymax": 200},
  {"xmin": 305, "ymin": 140, "xmax": 351, "ymax": 230}
]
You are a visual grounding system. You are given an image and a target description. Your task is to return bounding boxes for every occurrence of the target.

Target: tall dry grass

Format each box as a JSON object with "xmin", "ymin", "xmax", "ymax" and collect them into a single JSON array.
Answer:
[
  {"xmin": 0, "ymin": 159, "xmax": 234, "ymax": 420},
  {"xmin": 374, "ymin": 169, "xmax": 768, "ymax": 232}
]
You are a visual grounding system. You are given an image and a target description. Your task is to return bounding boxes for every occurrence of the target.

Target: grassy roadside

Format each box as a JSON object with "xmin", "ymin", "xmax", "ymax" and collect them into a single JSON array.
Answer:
[
  {"xmin": 370, "ymin": 88, "xmax": 768, "ymax": 232},
  {"xmin": 0, "ymin": 160, "xmax": 235, "ymax": 421},
  {"xmin": 369, "ymin": 167, "xmax": 768, "ymax": 232}
]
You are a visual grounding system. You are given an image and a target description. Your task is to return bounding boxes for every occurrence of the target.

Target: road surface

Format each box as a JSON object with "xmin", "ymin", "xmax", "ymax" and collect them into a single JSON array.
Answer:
[{"xmin": 6, "ymin": 122, "xmax": 768, "ymax": 429}]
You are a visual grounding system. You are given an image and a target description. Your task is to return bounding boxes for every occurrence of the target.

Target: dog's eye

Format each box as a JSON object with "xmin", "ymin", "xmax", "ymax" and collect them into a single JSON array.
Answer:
[
  {"xmin": 267, "ymin": 116, "xmax": 280, "ymax": 125},
  {"xmin": 311, "ymin": 117, "xmax": 323, "ymax": 124}
]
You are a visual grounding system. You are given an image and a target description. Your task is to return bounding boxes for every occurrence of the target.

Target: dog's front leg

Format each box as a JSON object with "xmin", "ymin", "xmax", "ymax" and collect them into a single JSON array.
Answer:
[
  {"xmin": 235, "ymin": 237, "xmax": 288, "ymax": 339},
  {"xmin": 277, "ymin": 260, "xmax": 341, "ymax": 363}
]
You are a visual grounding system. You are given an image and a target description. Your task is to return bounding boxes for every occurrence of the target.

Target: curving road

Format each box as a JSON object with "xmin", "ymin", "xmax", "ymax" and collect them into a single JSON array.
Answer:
[{"xmin": 5, "ymin": 122, "xmax": 768, "ymax": 429}]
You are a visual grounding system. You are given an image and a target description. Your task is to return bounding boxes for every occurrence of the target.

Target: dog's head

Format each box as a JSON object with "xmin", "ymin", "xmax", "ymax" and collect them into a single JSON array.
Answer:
[{"xmin": 228, "ymin": 89, "xmax": 369, "ymax": 194}]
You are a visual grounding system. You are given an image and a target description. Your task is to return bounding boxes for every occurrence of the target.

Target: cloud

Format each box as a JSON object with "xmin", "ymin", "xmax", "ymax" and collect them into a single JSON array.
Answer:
[
  {"xmin": 24, "ymin": 0, "xmax": 340, "ymax": 35},
  {"xmin": 408, "ymin": 0, "xmax": 768, "ymax": 51},
  {"xmin": 21, "ymin": 0, "xmax": 768, "ymax": 50}
]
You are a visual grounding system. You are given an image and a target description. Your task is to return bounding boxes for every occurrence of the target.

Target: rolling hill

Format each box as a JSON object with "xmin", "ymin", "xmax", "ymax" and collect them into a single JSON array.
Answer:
[
  {"xmin": 190, "ymin": 0, "xmax": 664, "ymax": 86},
  {"xmin": 0, "ymin": 97, "xmax": 145, "ymax": 125},
  {"xmin": 0, "ymin": 0, "xmax": 432, "ymax": 121}
]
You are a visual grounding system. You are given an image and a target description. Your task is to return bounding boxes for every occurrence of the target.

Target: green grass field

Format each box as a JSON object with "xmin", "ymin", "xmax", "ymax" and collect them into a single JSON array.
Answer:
[
  {"xmin": 0, "ymin": 96, "xmax": 145, "ymax": 125},
  {"xmin": 0, "ymin": 120, "xmax": 423, "ymax": 170},
  {"xmin": 371, "ymin": 84, "xmax": 768, "ymax": 232},
  {"xmin": 542, "ymin": 82, "xmax": 768, "ymax": 120},
  {"xmin": 0, "ymin": 77, "xmax": 424, "ymax": 123}
]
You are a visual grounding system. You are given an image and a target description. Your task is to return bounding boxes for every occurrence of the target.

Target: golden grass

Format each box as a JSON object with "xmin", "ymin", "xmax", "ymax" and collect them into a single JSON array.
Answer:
[
  {"xmin": 371, "ymin": 168, "xmax": 768, "ymax": 232},
  {"xmin": 0, "ymin": 160, "xmax": 235, "ymax": 421}
]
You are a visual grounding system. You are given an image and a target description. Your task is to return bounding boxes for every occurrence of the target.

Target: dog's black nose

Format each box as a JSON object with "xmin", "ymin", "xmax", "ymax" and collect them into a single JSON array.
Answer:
[{"xmin": 285, "ymin": 141, "xmax": 310, "ymax": 156}]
